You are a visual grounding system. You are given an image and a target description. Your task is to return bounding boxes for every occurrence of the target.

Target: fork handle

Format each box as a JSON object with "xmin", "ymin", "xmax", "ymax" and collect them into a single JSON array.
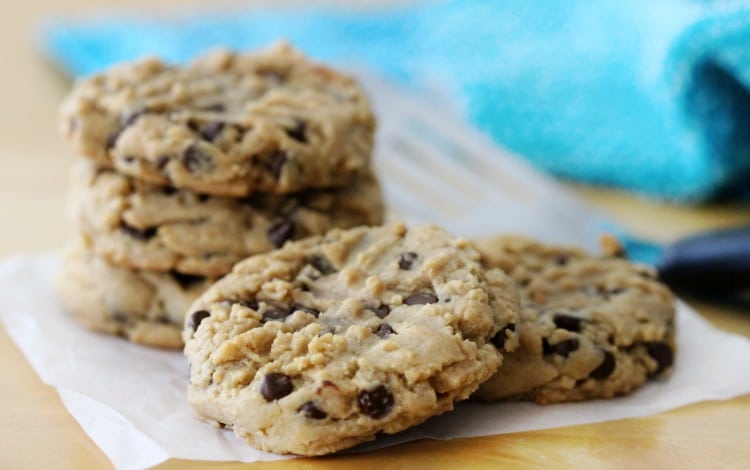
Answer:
[{"xmin": 658, "ymin": 225, "xmax": 750, "ymax": 294}]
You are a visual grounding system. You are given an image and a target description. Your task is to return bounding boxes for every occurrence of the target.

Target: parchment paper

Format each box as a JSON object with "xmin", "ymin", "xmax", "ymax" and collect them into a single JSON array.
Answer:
[{"xmin": 3, "ymin": 254, "xmax": 750, "ymax": 469}]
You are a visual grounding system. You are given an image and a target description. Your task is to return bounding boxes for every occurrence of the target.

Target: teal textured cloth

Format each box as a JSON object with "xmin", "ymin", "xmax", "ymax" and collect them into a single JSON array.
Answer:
[{"xmin": 44, "ymin": 0, "xmax": 750, "ymax": 201}]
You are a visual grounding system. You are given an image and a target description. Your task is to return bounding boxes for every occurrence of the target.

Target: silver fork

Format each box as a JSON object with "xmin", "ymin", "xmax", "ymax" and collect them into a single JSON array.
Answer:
[{"xmin": 361, "ymin": 72, "xmax": 611, "ymax": 249}]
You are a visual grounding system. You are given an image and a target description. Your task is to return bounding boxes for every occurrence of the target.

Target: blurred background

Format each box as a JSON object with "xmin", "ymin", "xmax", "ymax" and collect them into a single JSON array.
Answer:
[{"xmin": 3, "ymin": 0, "xmax": 750, "ymax": 258}]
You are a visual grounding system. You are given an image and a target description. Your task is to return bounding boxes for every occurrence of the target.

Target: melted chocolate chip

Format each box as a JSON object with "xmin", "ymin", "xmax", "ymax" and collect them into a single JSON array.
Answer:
[
  {"xmin": 268, "ymin": 220, "xmax": 294, "ymax": 247},
  {"xmin": 200, "ymin": 121, "xmax": 225, "ymax": 141},
  {"xmin": 169, "ymin": 271, "xmax": 205, "ymax": 289},
  {"xmin": 548, "ymin": 338, "xmax": 579, "ymax": 357},
  {"xmin": 645, "ymin": 342, "xmax": 673, "ymax": 374},
  {"xmin": 309, "ymin": 255, "xmax": 336, "ymax": 275},
  {"xmin": 553, "ymin": 314, "xmax": 582, "ymax": 332},
  {"xmin": 285, "ymin": 119, "xmax": 307, "ymax": 143},
  {"xmin": 490, "ymin": 323, "xmax": 516, "ymax": 349},
  {"xmin": 358, "ymin": 385, "xmax": 394, "ymax": 419},
  {"xmin": 292, "ymin": 303, "xmax": 319, "ymax": 317},
  {"xmin": 188, "ymin": 310, "xmax": 210, "ymax": 331},
  {"xmin": 155, "ymin": 155, "xmax": 170, "ymax": 170},
  {"xmin": 120, "ymin": 223, "xmax": 157, "ymax": 241},
  {"xmin": 404, "ymin": 292, "xmax": 438, "ymax": 305},
  {"xmin": 374, "ymin": 323, "xmax": 396, "ymax": 338},
  {"xmin": 260, "ymin": 373, "xmax": 293, "ymax": 401},
  {"xmin": 106, "ymin": 131, "xmax": 120, "ymax": 150},
  {"xmin": 237, "ymin": 299, "xmax": 259, "ymax": 310},
  {"xmin": 398, "ymin": 252, "xmax": 418, "ymax": 270},
  {"xmin": 261, "ymin": 308, "xmax": 290, "ymax": 323},
  {"xmin": 374, "ymin": 304, "xmax": 390, "ymax": 319},
  {"xmin": 542, "ymin": 338, "xmax": 552, "ymax": 355},
  {"xmin": 590, "ymin": 350, "xmax": 616, "ymax": 379},
  {"xmin": 112, "ymin": 312, "xmax": 129, "ymax": 324},
  {"xmin": 264, "ymin": 150, "xmax": 287, "ymax": 179},
  {"xmin": 182, "ymin": 144, "xmax": 212, "ymax": 172},
  {"xmin": 298, "ymin": 401, "xmax": 327, "ymax": 419}
]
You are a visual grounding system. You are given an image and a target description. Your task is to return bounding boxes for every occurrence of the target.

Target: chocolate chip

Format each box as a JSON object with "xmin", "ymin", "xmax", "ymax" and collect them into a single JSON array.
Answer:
[
  {"xmin": 188, "ymin": 310, "xmax": 210, "ymax": 331},
  {"xmin": 169, "ymin": 271, "xmax": 205, "ymax": 289},
  {"xmin": 260, "ymin": 373, "xmax": 293, "ymax": 401},
  {"xmin": 590, "ymin": 350, "xmax": 616, "ymax": 379},
  {"xmin": 292, "ymin": 303, "xmax": 319, "ymax": 317},
  {"xmin": 197, "ymin": 193, "xmax": 210, "ymax": 203},
  {"xmin": 404, "ymin": 292, "xmax": 438, "ymax": 305},
  {"xmin": 120, "ymin": 223, "xmax": 157, "ymax": 241},
  {"xmin": 374, "ymin": 323, "xmax": 396, "ymax": 338},
  {"xmin": 607, "ymin": 288, "xmax": 625, "ymax": 296},
  {"xmin": 374, "ymin": 304, "xmax": 390, "ymax": 319},
  {"xmin": 309, "ymin": 255, "xmax": 336, "ymax": 275},
  {"xmin": 554, "ymin": 254, "xmax": 569, "ymax": 266},
  {"xmin": 264, "ymin": 150, "xmax": 287, "ymax": 179},
  {"xmin": 285, "ymin": 119, "xmax": 307, "ymax": 143},
  {"xmin": 553, "ymin": 314, "xmax": 582, "ymax": 332},
  {"xmin": 155, "ymin": 155, "xmax": 170, "ymax": 170},
  {"xmin": 122, "ymin": 155, "xmax": 135, "ymax": 164},
  {"xmin": 182, "ymin": 144, "xmax": 212, "ymax": 172},
  {"xmin": 542, "ymin": 338, "xmax": 552, "ymax": 355},
  {"xmin": 106, "ymin": 131, "xmax": 120, "ymax": 150},
  {"xmin": 261, "ymin": 308, "xmax": 290, "ymax": 323},
  {"xmin": 199, "ymin": 121, "xmax": 225, "ymax": 141},
  {"xmin": 490, "ymin": 323, "xmax": 516, "ymax": 349},
  {"xmin": 358, "ymin": 385, "xmax": 394, "ymax": 419},
  {"xmin": 645, "ymin": 341, "xmax": 673, "ymax": 374},
  {"xmin": 398, "ymin": 252, "xmax": 418, "ymax": 270},
  {"xmin": 298, "ymin": 401, "xmax": 326, "ymax": 419},
  {"xmin": 237, "ymin": 299, "xmax": 259, "ymax": 310},
  {"xmin": 548, "ymin": 338, "xmax": 579, "ymax": 357},
  {"xmin": 112, "ymin": 312, "xmax": 129, "ymax": 324},
  {"xmin": 268, "ymin": 220, "xmax": 294, "ymax": 247}
]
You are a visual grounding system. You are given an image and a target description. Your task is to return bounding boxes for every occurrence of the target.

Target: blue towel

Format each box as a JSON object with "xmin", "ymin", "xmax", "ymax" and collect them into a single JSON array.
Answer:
[{"xmin": 44, "ymin": 0, "xmax": 750, "ymax": 201}]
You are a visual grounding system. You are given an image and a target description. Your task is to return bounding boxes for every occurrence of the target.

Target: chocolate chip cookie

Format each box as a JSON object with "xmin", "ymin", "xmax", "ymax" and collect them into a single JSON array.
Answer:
[
  {"xmin": 70, "ymin": 160, "xmax": 384, "ymax": 277},
  {"xmin": 472, "ymin": 236, "xmax": 676, "ymax": 404},
  {"xmin": 55, "ymin": 241, "xmax": 214, "ymax": 349},
  {"xmin": 183, "ymin": 223, "xmax": 520, "ymax": 455},
  {"xmin": 60, "ymin": 42, "xmax": 375, "ymax": 196}
]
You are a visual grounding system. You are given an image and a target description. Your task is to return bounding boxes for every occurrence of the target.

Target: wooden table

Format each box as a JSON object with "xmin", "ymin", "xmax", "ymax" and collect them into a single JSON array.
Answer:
[{"xmin": 2, "ymin": 1, "xmax": 750, "ymax": 468}]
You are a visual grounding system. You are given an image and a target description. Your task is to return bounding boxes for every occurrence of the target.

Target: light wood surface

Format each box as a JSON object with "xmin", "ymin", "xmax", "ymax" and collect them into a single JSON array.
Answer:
[{"xmin": 2, "ymin": 1, "xmax": 750, "ymax": 468}]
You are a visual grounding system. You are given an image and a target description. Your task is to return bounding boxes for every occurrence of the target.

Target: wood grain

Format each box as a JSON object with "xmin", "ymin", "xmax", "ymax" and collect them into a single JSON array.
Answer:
[{"xmin": 1, "ymin": 1, "xmax": 749, "ymax": 468}]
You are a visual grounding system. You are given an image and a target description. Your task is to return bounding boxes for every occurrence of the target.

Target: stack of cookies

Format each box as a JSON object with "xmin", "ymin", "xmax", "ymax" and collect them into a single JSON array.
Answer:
[{"xmin": 55, "ymin": 43, "xmax": 384, "ymax": 349}]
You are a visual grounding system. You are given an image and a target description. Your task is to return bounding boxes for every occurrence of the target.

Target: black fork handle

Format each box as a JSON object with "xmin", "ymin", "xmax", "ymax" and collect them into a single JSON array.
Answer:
[{"xmin": 658, "ymin": 225, "xmax": 750, "ymax": 294}]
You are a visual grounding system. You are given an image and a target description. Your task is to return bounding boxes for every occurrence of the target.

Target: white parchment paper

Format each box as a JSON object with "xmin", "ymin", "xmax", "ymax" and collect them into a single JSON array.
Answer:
[
  {"xmin": 4, "ymin": 75, "xmax": 750, "ymax": 468},
  {"xmin": 2, "ymin": 256, "xmax": 750, "ymax": 469}
]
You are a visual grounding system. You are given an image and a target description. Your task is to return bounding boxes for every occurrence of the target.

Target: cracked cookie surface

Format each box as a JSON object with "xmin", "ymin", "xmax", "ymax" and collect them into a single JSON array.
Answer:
[
  {"xmin": 472, "ymin": 236, "xmax": 676, "ymax": 404},
  {"xmin": 55, "ymin": 241, "xmax": 214, "ymax": 349},
  {"xmin": 70, "ymin": 160, "xmax": 384, "ymax": 277},
  {"xmin": 60, "ymin": 42, "xmax": 375, "ymax": 196},
  {"xmin": 183, "ymin": 223, "xmax": 519, "ymax": 455}
]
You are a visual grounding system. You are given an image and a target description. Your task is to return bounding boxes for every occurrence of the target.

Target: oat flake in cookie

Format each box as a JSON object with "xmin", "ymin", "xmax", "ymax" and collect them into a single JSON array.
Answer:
[
  {"xmin": 60, "ymin": 42, "xmax": 375, "ymax": 196},
  {"xmin": 472, "ymin": 236, "xmax": 676, "ymax": 404},
  {"xmin": 183, "ymin": 223, "xmax": 519, "ymax": 455},
  {"xmin": 55, "ymin": 242, "xmax": 214, "ymax": 349},
  {"xmin": 69, "ymin": 161, "xmax": 384, "ymax": 277}
]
